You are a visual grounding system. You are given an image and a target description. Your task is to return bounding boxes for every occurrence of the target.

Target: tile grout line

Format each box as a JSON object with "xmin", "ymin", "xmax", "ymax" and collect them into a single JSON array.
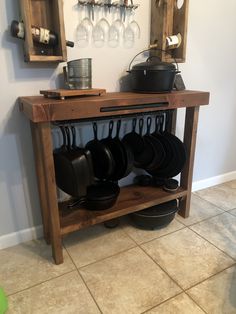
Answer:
[
  {"xmin": 121, "ymin": 221, "xmax": 186, "ymax": 247},
  {"xmin": 137, "ymin": 244, "xmax": 184, "ymax": 293},
  {"xmin": 188, "ymin": 225, "xmax": 236, "ymax": 262},
  {"xmin": 64, "ymin": 225, "xmax": 185, "ymax": 314},
  {"xmin": 6, "ymin": 269, "xmax": 76, "ymax": 297},
  {"xmin": 140, "ymin": 292, "xmax": 183, "ymax": 314},
  {"xmin": 63, "ymin": 245, "xmax": 103, "ymax": 314},
  {"xmin": 184, "ymin": 293, "xmax": 208, "ymax": 314},
  {"xmin": 75, "ymin": 244, "xmax": 138, "ymax": 271},
  {"xmin": 176, "ymin": 211, "xmax": 226, "ymax": 228},
  {"xmin": 123, "ymin": 221, "xmax": 236, "ymax": 309},
  {"xmin": 193, "ymin": 193, "xmax": 234, "ymax": 212},
  {"xmin": 184, "ymin": 263, "xmax": 236, "ymax": 293},
  {"xmin": 139, "ymin": 238, "xmax": 236, "ymax": 314},
  {"xmin": 226, "ymin": 210, "xmax": 236, "ymax": 217}
]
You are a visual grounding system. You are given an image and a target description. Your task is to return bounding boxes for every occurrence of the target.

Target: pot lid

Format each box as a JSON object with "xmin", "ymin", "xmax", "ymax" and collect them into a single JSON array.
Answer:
[{"xmin": 132, "ymin": 58, "xmax": 176, "ymax": 71}]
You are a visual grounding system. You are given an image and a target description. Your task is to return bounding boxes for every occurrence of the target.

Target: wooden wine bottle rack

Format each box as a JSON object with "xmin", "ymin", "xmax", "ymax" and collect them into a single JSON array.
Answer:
[
  {"xmin": 18, "ymin": 0, "xmax": 67, "ymax": 62},
  {"xmin": 150, "ymin": 0, "xmax": 189, "ymax": 63},
  {"xmin": 19, "ymin": 90, "xmax": 209, "ymax": 264}
]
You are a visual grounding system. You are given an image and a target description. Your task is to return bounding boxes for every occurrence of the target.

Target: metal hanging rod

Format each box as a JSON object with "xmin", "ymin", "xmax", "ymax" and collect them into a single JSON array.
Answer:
[
  {"xmin": 52, "ymin": 110, "xmax": 173, "ymax": 127},
  {"xmin": 78, "ymin": 0, "xmax": 139, "ymax": 11}
]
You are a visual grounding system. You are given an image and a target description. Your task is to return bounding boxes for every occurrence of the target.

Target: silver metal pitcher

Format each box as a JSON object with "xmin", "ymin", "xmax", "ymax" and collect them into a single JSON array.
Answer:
[{"xmin": 63, "ymin": 58, "xmax": 92, "ymax": 90}]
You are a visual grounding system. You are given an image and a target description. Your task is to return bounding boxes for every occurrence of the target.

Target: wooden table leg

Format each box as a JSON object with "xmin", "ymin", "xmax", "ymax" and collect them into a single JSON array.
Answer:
[
  {"xmin": 179, "ymin": 106, "xmax": 200, "ymax": 218},
  {"xmin": 30, "ymin": 122, "xmax": 50, "ymax": 244},
  {"xmin": 36, "ymin": 122, "xmax": 63, "ymax": 264}
]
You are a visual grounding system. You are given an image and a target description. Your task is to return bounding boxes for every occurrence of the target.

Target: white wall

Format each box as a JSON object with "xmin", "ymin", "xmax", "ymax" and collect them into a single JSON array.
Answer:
[{"xmin": 0, "ymin": 0, "xmax": 236, "ymax": 239}]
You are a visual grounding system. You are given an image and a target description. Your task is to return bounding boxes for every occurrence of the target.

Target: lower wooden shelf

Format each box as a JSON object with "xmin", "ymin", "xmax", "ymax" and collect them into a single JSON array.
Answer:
[{"xmin": 59, "ymin": 185, "xmax": 187, "ymax": 236}]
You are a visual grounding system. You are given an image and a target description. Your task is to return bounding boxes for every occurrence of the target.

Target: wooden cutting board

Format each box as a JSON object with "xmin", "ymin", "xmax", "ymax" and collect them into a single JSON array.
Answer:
[{"xmin": 40, "ymin": 88, "xmax": 106, "ymax": 99}]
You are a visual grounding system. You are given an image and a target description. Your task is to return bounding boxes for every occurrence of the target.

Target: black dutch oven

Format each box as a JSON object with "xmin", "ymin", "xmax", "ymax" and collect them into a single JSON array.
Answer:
[
  {"xmin": 127, "ymin": 49, "xmax": 179, "ymax": 93},
  {"xmin": 130, "ymin": 199, "xmax": 179, "ymax": 230}
]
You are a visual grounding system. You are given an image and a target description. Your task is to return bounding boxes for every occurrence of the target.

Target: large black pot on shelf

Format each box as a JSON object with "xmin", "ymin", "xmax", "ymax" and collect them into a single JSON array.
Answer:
[
  {"xmin": 130, "ymin": 199, "xmax": 179, "ymax": 230},
  {"xmin": 127, "ymin": 49, "xmax": 179, "ymax": 93}
]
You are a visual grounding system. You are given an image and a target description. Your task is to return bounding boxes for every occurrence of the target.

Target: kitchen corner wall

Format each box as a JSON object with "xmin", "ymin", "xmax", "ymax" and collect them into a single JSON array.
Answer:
[{"xmin": 0, "ymin": 0, "xmax": 236, "ymax": 239}]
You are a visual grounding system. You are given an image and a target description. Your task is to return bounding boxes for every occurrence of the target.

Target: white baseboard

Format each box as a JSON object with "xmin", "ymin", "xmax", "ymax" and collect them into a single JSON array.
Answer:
[
  {"xmin": 1, "ymin": 171, "xmax": 236, "ymax": 250},
  {"xmin": 0, "ymin": 225, "xmax": 43, "ymax": 250},
  {"xmin": 192, "ymin": 171, "xmax": 236, "ymax": 192}
]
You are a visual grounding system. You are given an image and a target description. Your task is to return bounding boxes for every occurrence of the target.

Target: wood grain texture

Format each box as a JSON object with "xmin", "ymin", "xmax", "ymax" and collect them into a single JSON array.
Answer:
[
  {"xmin": 59, "ymin": 186, "xmax": 187, "ymax": 235},
  {"xmin": 40, "ymin": 88, "xmax": 106, "ymax": 99},
  {"xmin": 150, "ymin": 0, "xmax": 189, "ymax": 63},
  {"xmin": 30, "ymin": 122, "xmax": 50, "ymax": 244},
  {"xmin": 37, "ymin": 123, "xmax": 63, "ymax": 264},
  {"xmin": 18, "ymin": 0, "xmax": 67, "ymax": 62},
  {"xmin": 21, "ymin": 90, "xmax": 210, "ymax": 264},
  {"xmin": 179, "ymin": 106, "xmax": 200, "ymax": 217},
  {"xmin": 20, "ymin": 90, "xmax": 210, "ymax": 122}
]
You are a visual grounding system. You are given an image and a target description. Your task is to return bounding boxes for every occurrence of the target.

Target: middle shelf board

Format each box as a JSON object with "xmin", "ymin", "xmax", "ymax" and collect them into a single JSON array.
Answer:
[{"xmin": 59, "ymin": 185, "xmax": 187, "ymax": 236}]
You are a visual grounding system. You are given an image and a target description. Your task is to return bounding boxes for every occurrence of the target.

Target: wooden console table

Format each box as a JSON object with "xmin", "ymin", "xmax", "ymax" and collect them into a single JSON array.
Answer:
[{"xmin": 19, "ymin": 90, "xmax": 210, "ymax": 264}]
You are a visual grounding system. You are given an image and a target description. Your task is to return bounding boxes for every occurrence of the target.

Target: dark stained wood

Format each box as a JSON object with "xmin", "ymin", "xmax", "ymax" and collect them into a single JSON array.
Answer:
[
  {"xmin": 19, "ymin": 90, "xmax": 210, "ymax": 122},
  {"xmin": 21, "ymin": 90, "xmax": 210, "ymax": 264},
  {"xmin": 173, "ymin": 0, "xmax": 189, "ymax": 62},
  {"xmin": 18, "ymin": 0, "xmax": 67, "ymax": 62},
  {"xmin": 59, "ymin": 186, "xmax": 187, "ymax": 235},
  {"xmin": 150, "ymin": 0, "xmax": 189, "ymax": 63},
  {"xmin": 30, "ymin": 122, "xmax": 50, "ymax": 244},
  {"xmin": 179, "ymin": 106, "xmax": 200, "ymax": 217},
  {"xmin": 37, "ymin": 122, "xmax": 63, "ymax": 264},
  {"xmin": 40, "ymin": 88, "xmax": 106, "ymax": 99}
]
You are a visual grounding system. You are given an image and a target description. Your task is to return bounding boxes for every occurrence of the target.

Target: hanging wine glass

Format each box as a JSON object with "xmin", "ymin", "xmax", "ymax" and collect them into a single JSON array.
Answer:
[
  {"xmin": 92, "ymin": 1, "xmax": 110, "ymax": 47},
  {"xmin": 108, "ymin": 2, "xmax": 125, "ymax": 48},
  {"xmin": 127, "ymin": 6, "xmax": 140, "ymax": 40},
  {"xmin": 123, "ymin": 24, "xmax": 134, "ymax": 48},
  {"xmin": 77, "ymin": 3, "xmax": 93, "ymax": 47}
]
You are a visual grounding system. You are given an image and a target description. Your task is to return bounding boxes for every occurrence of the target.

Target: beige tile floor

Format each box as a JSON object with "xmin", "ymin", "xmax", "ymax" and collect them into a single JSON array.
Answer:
[{"xmin": 1, "ymin": 181, "xmax": 236, "ymax": 313}]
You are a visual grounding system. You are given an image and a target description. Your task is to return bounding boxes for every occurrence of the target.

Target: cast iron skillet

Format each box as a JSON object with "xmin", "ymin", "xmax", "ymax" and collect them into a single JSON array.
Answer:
[
  {"xmin": 142, "ymin": 117, "xmax": 166, "ymax": 172},
  {"xmin": 151, "ymin": 115, "xmax": 174, "ymax": 170},
  {"xmin": 106, "ymin": 120, "xmax": 134, "ymax": 181},
  {"xmin": 162, "ymin": 112, "xmax": 186, "ymax": 178},
  {"xmin": 133, "ymin": 118, "xmax": 154, "ymax": 168},
  {"xmin": 68, "ymin": 181, "xmax": 120, "ymax": 211},
  {"xmin": 122, "ymin": 118, "xmax": 145, "ymax": 155},
  {"xmin": 85, "ymin": 122, "xmax": 115, "ymax": 180},
  {"xmin": 147, "ymin": 113, "xmax": 186, "ymax": 178},
  {"xmin": 54, "ymin": 125, "xmax": 93, "ymax": 198},
  {"xmin": 85, "ymin": 181, "xmax": 120, "ymax": 210}
]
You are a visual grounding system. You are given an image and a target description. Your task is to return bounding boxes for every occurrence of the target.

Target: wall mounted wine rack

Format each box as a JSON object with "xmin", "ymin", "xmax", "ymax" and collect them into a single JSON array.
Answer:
[
  {"xmin": 18, "ymin": 0, "xmax": 68, "ymax": 62},
  {"xmin": 150, "ymin": 0, "xmax": 189, "ymax": 63}
]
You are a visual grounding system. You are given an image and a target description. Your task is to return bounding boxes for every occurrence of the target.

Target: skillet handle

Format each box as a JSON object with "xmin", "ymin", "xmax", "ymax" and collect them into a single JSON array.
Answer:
[
  {"xmin": 59, "ymin": 126, "xmax": 67, "ymax": 151},
  {"xmin": 139, "ymin": 118, "xmax": 144, "ymax": 136},
  {"xmin": 132, "ymin": 118, "xmax": 137, "ymax": 132},
  {"xmin": 93, "ymin": 122, "xmax": 98, "ymax": 140},
  {"xmin": 146, "ymin": 117, "xmax": 152, "ymax": 135},
  {"xmin": 116, "ymin": 120, "xmax": 121, "ymax": 138},
  {"xmin": 155, "ymin": 116, "xmax": 159, "ymax": 133},
  {"xmin": 64, "ymin": 126, "xmax": 71, "ymax": 151},
  {"xmin": 70, "ymin": 125, "xmax": 77, "ymax": 149},
  {"xmin": 108, "ymin": 120, "xmax": 114, "ymax": 138}
]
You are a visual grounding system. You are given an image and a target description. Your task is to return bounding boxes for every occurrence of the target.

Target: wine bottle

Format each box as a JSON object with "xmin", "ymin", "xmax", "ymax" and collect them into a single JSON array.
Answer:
[
  {"xmin": 166, "ymin": 33, "xmax": 182, "ymax": 50},
  {"xmin": 10, "ymin": 20, "xmax": 74, "ymax": 48}
]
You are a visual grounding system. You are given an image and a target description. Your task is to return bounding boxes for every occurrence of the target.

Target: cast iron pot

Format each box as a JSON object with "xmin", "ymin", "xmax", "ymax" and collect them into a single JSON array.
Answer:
[
  {"xmin": 130, "ymin": 199, "xmax": 179, "ymax": 230},
  {"xmin": 128, "ymin": 51, "xmax": 179, "ymax": 93}
]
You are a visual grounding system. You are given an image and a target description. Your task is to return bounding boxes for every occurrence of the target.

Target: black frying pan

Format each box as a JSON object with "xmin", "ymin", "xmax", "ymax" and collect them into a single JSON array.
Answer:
[
  {"xmin": 106, "ymin": 120, "xmax": 134, "ymax": 181},
  {"xmin": 54, "ymin": 125, "xmax": 93, "ymax": 197},
  {"xmin": 151, "ymin": 115, "xmax": 174, "ymax": 172},
  {"xmin": 122, "ymin": 118, "xmax": 145, "ymax": 155},
  {"xmin": 142, "ymin": 117, "xmax": 166, "ymax": 172},
  {"xmin": 85, "ymin": 122, "xmax": 115, "ymax": 180},
  {"xmin": 133, "ymin": 118, "xmax": 154, "ymax": 168},
  {"xmin": 148, "ymin": 113, "xmax": 186, "ymax": 178},
  {"xmin": 68, "ymin": 181, "xmax": 120, "ymax": 211}
]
